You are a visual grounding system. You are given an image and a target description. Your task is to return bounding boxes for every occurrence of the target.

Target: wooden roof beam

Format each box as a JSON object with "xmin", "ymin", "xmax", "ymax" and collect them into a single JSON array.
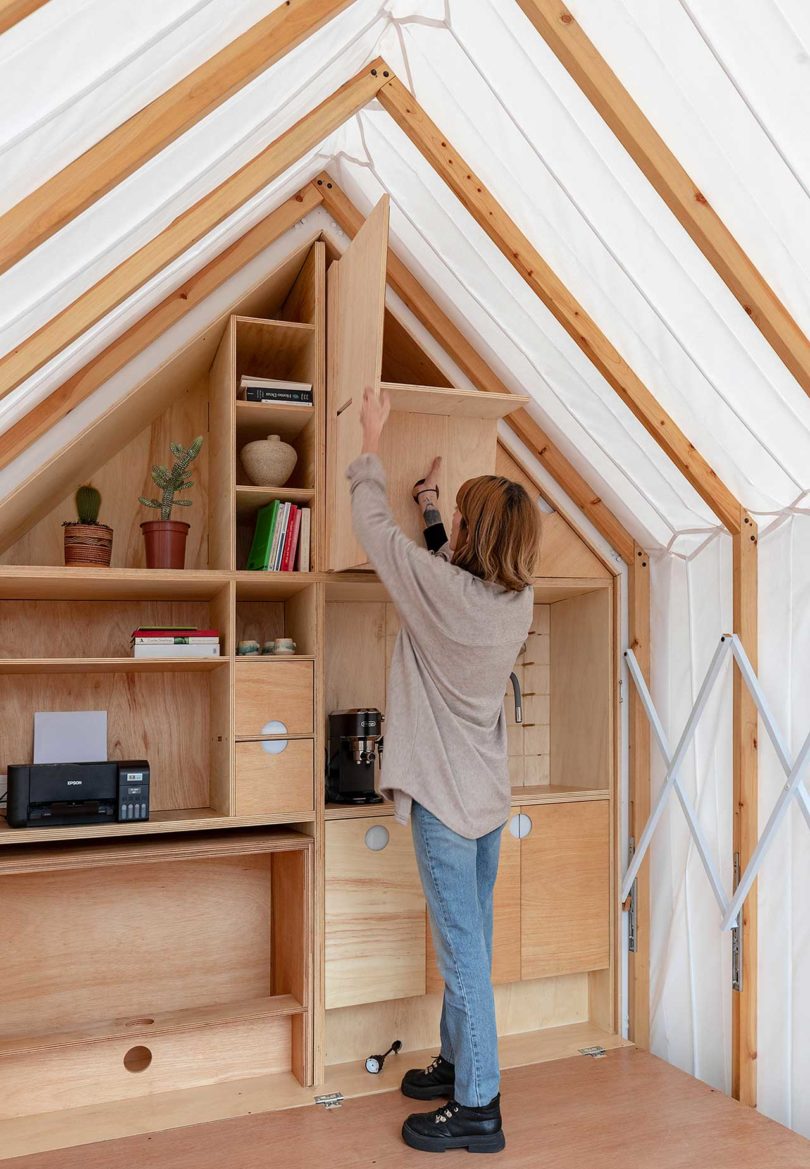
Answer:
[
  {"xmin": 0, "ymin": 1, "xmax": 47, "ymax": 36},
  {"xmin": 515, "ymin": 0, "xmax": 810, "ymax": 400},
  {"xmin": 0, "ymin": 60, "xmax": 388, "ymax": 401},
  {"xmin": 0, "ymin": 184, "xmax": 323, "ymax": 471},
  {"xmin": 0, "ymin": 0, "xmax": 355, "ymax": 275},
  {"xmin": 377, "ymin": 69, "xmax": 743, "ymax": 535},
  {"xmin": 314, "ymin": 171, "xmax": 634, "ymax": 563}
]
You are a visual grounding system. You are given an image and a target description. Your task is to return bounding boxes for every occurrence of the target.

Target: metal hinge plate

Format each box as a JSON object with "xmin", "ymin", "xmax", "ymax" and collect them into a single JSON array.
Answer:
[
  {"xmin": 314, "ymin": 1092, "xmax": 344, "ymax": 1109},
  {"xmin": 731, "ymin": 851, "xmax": 743, "ymax": 992},
  {"xmin": 579, "ymin": 1046, "xmax": 606, "ymax": 1059}
]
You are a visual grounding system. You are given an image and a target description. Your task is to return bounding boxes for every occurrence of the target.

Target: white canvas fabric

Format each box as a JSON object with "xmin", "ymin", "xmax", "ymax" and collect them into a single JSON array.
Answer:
[{"xmin": 1, "ymin": 0, "xmax": 809, "ymax": 1135}]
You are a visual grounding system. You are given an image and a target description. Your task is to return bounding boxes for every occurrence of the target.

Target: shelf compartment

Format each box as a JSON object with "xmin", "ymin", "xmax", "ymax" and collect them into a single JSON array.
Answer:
[
  {"xmin": 0, "ymin": 663, "xmax": 231, "ymax": 817},
  {"xmin": 235, "ymin": 316, "xmax": 315, "ymax": 387},
  {"xmin": 236, "ymin": 582, "xmax": 317, "ymax": 656},
  {"xmin": 0, "ymin": 832, "xmax": 312, "ymax": 1117},
  {"xmin": 235, "ymin": 400, "xmax": 315, "ymax": 444},
  {"xmin": 235, "ymin": 485, "xmax": 315, "ymax": 515}
]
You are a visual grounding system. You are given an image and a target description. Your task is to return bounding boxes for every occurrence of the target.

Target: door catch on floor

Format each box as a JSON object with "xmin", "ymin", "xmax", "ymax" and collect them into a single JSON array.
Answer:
[
  {"xmin": 315, "ymin": 1092, "xmax": 344, "ymax": 1109},
  {"xmin": 578, "ymin": 1046, "xmax": 606, "ymax": 1059}
]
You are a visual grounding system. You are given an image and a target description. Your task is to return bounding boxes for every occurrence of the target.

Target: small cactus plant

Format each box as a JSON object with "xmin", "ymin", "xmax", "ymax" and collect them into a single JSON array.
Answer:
[
  {"xmin": 139, "ymin": 436, "xmax": 204, "ymax": 522},
  {"xmin": 75, "ymin": 484, "xmax": 101, "ymax": 525}
]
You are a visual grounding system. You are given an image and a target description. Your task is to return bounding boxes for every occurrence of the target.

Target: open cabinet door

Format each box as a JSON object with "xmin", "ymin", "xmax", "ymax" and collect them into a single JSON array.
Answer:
[{"xmin": 326, "ymin": 195, "xmax": 389, "ymax": 571}]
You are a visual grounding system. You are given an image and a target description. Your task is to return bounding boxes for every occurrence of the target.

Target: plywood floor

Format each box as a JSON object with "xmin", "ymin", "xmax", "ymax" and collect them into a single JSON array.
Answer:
[{"xmin": 4, "ymin": 1050, "xmax": 808, "ymax": 1169}]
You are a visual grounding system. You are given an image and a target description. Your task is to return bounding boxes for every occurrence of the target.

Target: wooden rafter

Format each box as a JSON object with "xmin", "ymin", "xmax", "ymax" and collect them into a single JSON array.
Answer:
[
  {"xmin": 627, "ymin": 544, "xmax": 651, "ymax": 1049},
  {"xmin": 0, "ymin": 61, "xmax": 387, "ymax": 402},
  {"xmin": 0, "ymin": 0, "xmax": 46, "ymax": 35},
  {"xmin": 0, "ymin": 0, "xmax": 354, "ymax": 275},
  {"xmin": 314, "ymin": 172, "xmax": 635, "ymax": 564},
  {"xmin": 377, "ymin": 70, "xmax": 742, "ymax": 536},
  {"xmin": 732, "ymin": 516, "xmax": 758, "ymax": 1106},
  {"xmin": 514, "ymin": 0, "xmax": 810, "ymax": 401},
  {"xmin": 0, "ymin": 185, "xmax": 323, "ymax": 471}
]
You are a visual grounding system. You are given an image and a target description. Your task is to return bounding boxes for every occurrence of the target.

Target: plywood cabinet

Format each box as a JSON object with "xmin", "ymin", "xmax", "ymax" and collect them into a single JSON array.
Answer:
[
  {"xmin": 520, "ymin": 802, "xmax": 610, "ymax": 979},
  {"xmin": 325, "ymin": 818, "xmax": 426, "ymax": 1009},
  {"xmin": 234, "ymin": 660, "xmax": 314, "ymax": 738},
  {"xmin": 326, "ymin": 196, "xmax": 526, "ymax": 571}
]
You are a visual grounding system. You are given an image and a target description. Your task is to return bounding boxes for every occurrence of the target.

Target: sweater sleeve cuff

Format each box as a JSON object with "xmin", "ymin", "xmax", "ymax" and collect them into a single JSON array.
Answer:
[{"xmin": 346, "ymin": 451, "xmax": 386, "ymax": 488}]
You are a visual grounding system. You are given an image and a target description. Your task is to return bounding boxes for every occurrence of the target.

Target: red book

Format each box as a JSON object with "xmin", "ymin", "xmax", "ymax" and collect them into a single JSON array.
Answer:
[
  {"xmin": 131, "ymin": 628, "xmax": 219, "ymax": 638},
  {"xmin": 280, "ymin": 506, "xmax": 300, "ymax": 572}
]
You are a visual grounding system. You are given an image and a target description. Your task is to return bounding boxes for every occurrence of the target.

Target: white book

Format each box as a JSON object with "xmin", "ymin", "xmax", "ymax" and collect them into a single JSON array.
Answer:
[
  {"xmin": 132, "ymin": 644, "xmax": 221, "ymax": 658},
  {"xmin": 132, "ymin": 636, "xmax": 219, "ymax": 645},
  {"xmin": 269, "ymin": 502, "xmax": 289, "ymax": 571},
  {"xmin": 238, "ymin": 375, "xmax": 312, "ymax": 393},
  {"xmin": 296, "ymin": 508, "xmax": 311, "ymax": 572}
]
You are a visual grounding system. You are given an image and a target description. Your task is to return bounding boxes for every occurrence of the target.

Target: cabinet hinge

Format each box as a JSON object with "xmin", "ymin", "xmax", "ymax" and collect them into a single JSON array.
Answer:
[
  {"xmin": 731, "ymin": 851, "xmax": 743, "ymax": 992},
  {"xmin": 314, "ymin": 1091, "xmax": 344, "ymax": 1109},
  {"xmin": 627, "ymin": 836, "xmax": 637, "ymax": 953},
  {"xmin": 579, "ymin": 1046, "xmax": 606, "ymax": 1059}
]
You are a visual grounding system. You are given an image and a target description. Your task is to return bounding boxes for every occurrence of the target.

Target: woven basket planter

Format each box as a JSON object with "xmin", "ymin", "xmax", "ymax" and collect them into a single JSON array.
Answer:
[{"xmin": 63, "ymin": 522, "xmax": 113, "ymax": 567}]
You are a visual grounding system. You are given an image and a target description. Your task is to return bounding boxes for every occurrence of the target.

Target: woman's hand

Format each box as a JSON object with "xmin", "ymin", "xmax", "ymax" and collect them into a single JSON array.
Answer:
[
  {"xmin": 360, "ymin": 386, "xmax": 391, "ymax": 455},
  {"xmin": 412, "ymin": 456, "xmax": 442, "ymax": 502}
]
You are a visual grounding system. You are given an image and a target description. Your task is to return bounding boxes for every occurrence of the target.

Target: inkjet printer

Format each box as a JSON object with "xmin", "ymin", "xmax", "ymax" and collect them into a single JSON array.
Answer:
[{"xmin": 6, "ymin": 760, "xmax": 150, "ymax": 827}]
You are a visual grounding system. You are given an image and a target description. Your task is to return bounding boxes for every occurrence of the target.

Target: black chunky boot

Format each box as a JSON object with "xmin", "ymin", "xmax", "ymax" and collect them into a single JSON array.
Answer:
[
  {"xmin": 402, "ymin": 1094, "xmax": 505, "ymax": 1154},
  {"xmin": 401, "ymin": 1054, "xmax": 456, "ymax": 1101}
]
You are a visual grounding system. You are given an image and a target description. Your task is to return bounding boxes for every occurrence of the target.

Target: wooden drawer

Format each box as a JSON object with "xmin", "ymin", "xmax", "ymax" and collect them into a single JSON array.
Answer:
[
  {"xmin": 235, "ymin": 660, "xmax": 313, "ymax": 738},
  {"xmin": 520, "ymin": 801, "xmax": 610, "ymax": 979},
  {"xmin": 234, "ymin": 740, "xmax": 314, "ymax": 818},
  {"xmin": 325, "ymin": 818, "xmax": 425, "ymax": 1009}
]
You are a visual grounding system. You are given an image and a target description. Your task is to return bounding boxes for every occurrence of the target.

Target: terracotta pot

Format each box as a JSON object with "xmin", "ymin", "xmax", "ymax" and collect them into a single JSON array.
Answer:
[
  {"xmin": 63, "ymin": 522, "xmax": 113, "ymax": 567},
  {"xmin": 141, "ymin": 520, "xmax": 190, "ymax": 569},
  {"xmin": 241, "ymin": 434, "xmax": 297, "ymax": 487}
]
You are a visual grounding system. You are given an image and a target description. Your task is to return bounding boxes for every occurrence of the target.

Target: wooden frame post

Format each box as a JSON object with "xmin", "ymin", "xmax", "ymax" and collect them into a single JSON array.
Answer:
[
  {"xmin": 628, "ymin": 544, "xmax": 651, "ymax": 1048},
  {"xmin": 377, "ymin": 71, "xmax": 742, "ymax": 534},
  {"xmin": 514, "ymin": 0, "xmax": 810, "ymax": 401},
  {"xmin": 0, "ymin": 0, "xmax": 47, "ymax": 35},
  {"xmin": 732, "ymin": 514, "xmax": 758, "ymax": 1104}
]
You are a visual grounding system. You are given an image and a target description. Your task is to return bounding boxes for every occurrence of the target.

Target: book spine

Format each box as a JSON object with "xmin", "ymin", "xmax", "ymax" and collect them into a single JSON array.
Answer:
[
  {"xmin": 280, "ymin": 506, "xmax": 298, "ymax": 571},
  {"xmin": 277, "ymin": 503, "xmax": 292, "ymax": 569},
  {"xmin": 132, "ymin": 644, "xmax": 221, "ymax": 658},
  {"xmin": 132, "ymin": 636, "xmax": 219, "ymax": 645},
  {"xmin": 264, "ymin": 500, "xmax": 281, "ymax": 570},
  {"xmin": 269, "ymin": 502, "xmax": 289, "ymax": 571},
  {"xmin": 243, "ymin": 388, "xmax": 312, "ymax": 403},
  {"xmin": 296, "ymin": 508, "xmax": 311, "ymax": 572},
  {"xmin": 284, "ymin": 506, "xmax": 302, "ymax": 572}
]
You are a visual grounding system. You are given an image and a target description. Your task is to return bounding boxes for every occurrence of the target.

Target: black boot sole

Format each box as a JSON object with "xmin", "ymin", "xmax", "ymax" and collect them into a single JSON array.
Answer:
[
  {"xmin": 402, "ymin": 1122, "xmax": 506, "ymax": 1154},
  {"xmin": 401, "ymin": 1081, "xmax": 455, "ymax": 1101}
]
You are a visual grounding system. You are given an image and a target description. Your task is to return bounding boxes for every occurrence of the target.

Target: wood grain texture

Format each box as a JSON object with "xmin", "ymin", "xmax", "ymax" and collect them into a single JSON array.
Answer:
[
  {"xmin": 550, "ymin": 590, "xmax": 611, "ymax": 790},
  {"xmin": 0, "ymin": 0, "xmax": 352, "ymax": 275},
  {"xmin": 0, "ymin": 190, "xmax": 322, "ymax": 472},
  {"xmin": 377, "ymin": 76, "xmax": 742, "ymax": 534},
  {"xmin": 208, "ymin": 316, "xmax": 236, "ymax": 571},
  {"xmin": 732, "ymin": 515, "xmax": 758, "ymax": 1106},
  {"xmin": 0, "ymin": 63, "xmax": 386, "ymax": 399},
  {"xmin": 628, "ymin": 544, "xmax": 651, "ymax": 1048},
  {"xmin": 520, "ymin": 801, "xmax": 610, "ymax": 978},
  {"xmin": 316, "ymin": 174, "xmax": 635, "ymax": 562},
  {"xmin": 324, "ymin": 601, "xmax": 387, "ymax": 723},
  {"xmin": 235, "ymin": 739, "xmax": 314, "ymax": 817},
  {"xmin": 325, "ymin": 818, "xmax": 425, "ymax": 1009},
  {"xmin": 516, "ymin": 0, "xmax": 810, "ymax": 401},
  {"xmin": 235, "ymin": 318, "xmax": 315, "ymax": 385},
  {"xmin": 235, "ymin": 659, "xmax": 314, "ymax": 737},
  {"xmin": 0, "ymin": 0, "xmax": 46, "ymax": 35},
  {"xmin": 327, "ymin": 196, "xmax": 389, "ymax": 570}
]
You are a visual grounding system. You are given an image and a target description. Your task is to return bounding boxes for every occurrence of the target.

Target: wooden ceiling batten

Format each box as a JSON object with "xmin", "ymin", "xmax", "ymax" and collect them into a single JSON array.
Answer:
[
  {"xmin": 515, "ymin": 0, "xmax": 810, "ymax": 401},
  {"xmin": 0, "ymin": 186, "xmax": 324, "ymax": 471},
  {"xmin": 0, "ymin": 61, "xmax": 388, "ymax": 403},
  {"xmin": 0, "ymin": 0, "xmax": 354, "ymax": 275},
  {"xmin": 0, "ymin": 0, "xmax": 47, "ymax": 35},
  {"xmin": 314, "ymin": 173, "xmax": 635, "ymax": 564},
  {"xmin": 377, "ymin": 71, "xmax": 742, "ymax": 536}
]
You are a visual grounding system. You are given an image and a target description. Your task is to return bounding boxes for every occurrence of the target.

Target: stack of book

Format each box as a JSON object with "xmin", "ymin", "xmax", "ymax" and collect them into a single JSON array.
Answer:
[
  {"xmin": 247, "ymin": 501, "xmax": 310, "ymax": 572},
  {"xmin": 238, "ymin": 376, "xmax": 312, "ymax": 405},
  {"xmin": 131, "ymin": 627, "xmax": 221, "ymax": 658}
]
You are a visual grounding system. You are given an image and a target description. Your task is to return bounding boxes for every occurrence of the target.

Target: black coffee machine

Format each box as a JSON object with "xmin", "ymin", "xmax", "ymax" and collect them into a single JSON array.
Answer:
[{"xmin": 326, "ymin": 709, "xmax": 384, "ymax": 804}]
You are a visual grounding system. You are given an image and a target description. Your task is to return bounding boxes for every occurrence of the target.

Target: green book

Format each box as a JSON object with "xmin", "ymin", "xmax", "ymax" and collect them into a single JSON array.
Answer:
[{"xmin": 247, "ymin": 500, "xmax": 280, "ymax": 570}]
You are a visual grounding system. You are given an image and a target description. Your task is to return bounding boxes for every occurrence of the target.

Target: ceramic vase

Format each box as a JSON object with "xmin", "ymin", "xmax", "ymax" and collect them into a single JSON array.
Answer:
[{"xmin": 241, "ymin": 434, "xmax": 297, "ymax": 487}]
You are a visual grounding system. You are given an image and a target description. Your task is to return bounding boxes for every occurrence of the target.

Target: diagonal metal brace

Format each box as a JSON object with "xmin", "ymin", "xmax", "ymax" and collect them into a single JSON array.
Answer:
[{"xmin": 621, "ymin": 638, "xmax": 732, "ymax": 919}]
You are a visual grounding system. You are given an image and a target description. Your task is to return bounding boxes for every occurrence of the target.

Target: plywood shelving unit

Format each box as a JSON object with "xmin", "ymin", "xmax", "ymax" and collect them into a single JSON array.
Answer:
[{"xmin": 0, "ymin": 213, "xmax": 621, "ymax": 1139}]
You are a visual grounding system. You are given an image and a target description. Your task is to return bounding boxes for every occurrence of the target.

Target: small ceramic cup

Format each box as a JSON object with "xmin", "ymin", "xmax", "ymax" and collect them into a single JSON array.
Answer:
[
  {"xmin": 237, "ymin": 639, "xmax": 261, "ymax": 656},
  {"xmin": 261, "ymin": 640, "xmax": 276, "ymax": 655},
  {"xmin": 274, "ymin": 638, "xmax": 296, "ymax": 655}
]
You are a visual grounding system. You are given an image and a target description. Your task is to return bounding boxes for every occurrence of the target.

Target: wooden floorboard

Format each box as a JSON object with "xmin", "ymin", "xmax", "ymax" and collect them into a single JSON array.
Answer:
[{"xmin": 3, "ymin": 1050, "xmax": 808, "ymax": 1169}]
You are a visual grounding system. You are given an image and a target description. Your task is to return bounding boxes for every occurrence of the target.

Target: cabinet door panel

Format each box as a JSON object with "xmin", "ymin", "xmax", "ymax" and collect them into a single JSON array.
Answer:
[
  {"xmin": 520, "ymin": 802, "xmax": 609, "ymax": 979},
  {"xmin": 327, "ymin": 196, "xmax": 389, "ymax": 571},
  {"xmin": 325, "ymin": 818, "xmax": 425, "ymax": 1009},
  {"xmin": 235, "ymin": 660, "xmax": 313, "ymax": 738},
  {"xmin": 425, "ymin": 820, "xmax": 521, "ymax": 991},
  {"xmin": 234, "ymin": 740, "xmax": 314, "ymax": 817}
]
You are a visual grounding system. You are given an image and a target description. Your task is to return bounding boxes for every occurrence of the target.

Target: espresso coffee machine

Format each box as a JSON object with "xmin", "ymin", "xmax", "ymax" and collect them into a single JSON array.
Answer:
[{"xmin": 326, "ymin": 709, "xmax": 384, "ymax": 804}]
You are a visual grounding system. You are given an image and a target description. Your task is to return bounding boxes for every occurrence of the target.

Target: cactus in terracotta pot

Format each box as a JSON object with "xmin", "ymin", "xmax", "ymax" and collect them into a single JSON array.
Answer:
[
  {"xmin": 63, "ymin": 485, "xmax": 113, "ymax": 567},
  {"xmin": 139, "ymin": 436, "xmax": 204, "ymax": 569}
]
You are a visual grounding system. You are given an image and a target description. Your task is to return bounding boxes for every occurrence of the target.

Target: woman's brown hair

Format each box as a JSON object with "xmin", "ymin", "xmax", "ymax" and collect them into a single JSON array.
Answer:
[{"xmin": 452, "ymin": 476, "xmax": 541, "ymax": 592}]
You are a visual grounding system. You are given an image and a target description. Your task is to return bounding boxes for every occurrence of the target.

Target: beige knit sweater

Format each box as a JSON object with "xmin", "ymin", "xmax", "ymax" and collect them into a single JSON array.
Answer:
[{"xmin": 347, "ymin": 453, "xmax": 533, "ymax": 839}]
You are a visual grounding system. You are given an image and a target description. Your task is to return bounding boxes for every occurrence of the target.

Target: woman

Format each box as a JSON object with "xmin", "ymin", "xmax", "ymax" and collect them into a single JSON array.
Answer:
[{"xmin": 347, "ymin": 388, "xmax": 541, "ymax": 1155}]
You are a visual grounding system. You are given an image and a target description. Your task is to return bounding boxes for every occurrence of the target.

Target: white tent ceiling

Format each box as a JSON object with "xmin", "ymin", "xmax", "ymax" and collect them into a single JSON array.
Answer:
[{"xmin": 1, "ymin": 0, "xmax": 809, "ymax": 1136}]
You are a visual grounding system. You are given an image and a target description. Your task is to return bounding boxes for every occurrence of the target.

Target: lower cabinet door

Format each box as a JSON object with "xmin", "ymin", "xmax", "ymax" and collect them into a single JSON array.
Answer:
[
  {"xmin": 234, "ymin": 739, "xmax": 314, "ymax": 817},
  {"xmin": 325, "ymin": 818, "xmax": 426, "ymax": 1009},
  {"xmin": 520, "ymin": 801, "xmax": 610, "ymax": 979},
  {"xmin": 425, "ymin": 820, "xmax": 521, "ymax": 992}
]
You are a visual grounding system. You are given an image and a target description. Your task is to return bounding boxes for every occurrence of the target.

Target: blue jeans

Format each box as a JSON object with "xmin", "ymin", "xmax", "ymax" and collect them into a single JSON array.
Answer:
[{"xmin": 410, "ymin": 801, "xmax": 503, "ymax": 1107}]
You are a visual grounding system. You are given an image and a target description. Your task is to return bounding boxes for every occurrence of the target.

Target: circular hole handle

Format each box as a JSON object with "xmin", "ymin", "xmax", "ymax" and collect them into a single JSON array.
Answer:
[
  {"xmin": 261, "ymin": 720, "xmax": 288, "ymax": 754},
  {"xmin": 509, "ymin": 812, "xmax": 533, "ymax": 839},
  {"xmin": 364, "ymin": 825, "xmax": 390, "ymax": 852}
]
